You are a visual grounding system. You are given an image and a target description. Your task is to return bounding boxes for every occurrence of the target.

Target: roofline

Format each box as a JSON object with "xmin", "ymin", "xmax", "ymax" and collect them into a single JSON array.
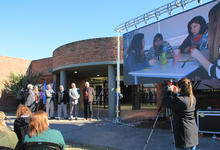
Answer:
[
  {"xmin": 31, "ymin": 57, "xmax": 53, "ymax": 62},
  {"xmin": 53, "ymin": 61, "xmax": 123, "ymax": 72},
  {"xmin": 53, "ymin": 36, "xmax": 121, "ymax": 54}
]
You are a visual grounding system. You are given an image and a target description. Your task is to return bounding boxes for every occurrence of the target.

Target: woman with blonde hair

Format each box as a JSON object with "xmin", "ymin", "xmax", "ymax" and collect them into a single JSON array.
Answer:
[
  {"xmin": 14, "ymin": 104, "xmax": 32, "ymax": 149},
  {"xmin": 23, "ymin": 111, "xmax": 65, "ymax": 150},
  {"xmin": 34, "ymin": 85, "xmax": 40, "ymax": 111},
  {"xmin": 0, "ymin": 111, "xmax": 18, "ymax": 149},
  {"xmin": 162, "ymin": 78, "xmax": 198, "ymax": 150}
]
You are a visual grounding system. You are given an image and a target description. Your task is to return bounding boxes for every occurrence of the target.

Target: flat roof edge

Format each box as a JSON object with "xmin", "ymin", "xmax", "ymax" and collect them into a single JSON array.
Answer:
[{"xmin": 53, "ymin": 61, "xmax": 123, "ymax": 72}]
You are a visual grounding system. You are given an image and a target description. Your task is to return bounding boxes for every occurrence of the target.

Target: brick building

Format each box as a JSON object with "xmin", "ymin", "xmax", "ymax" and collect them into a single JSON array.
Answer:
[
  {"xmin": 30, "ymin": 37, "xmax": 123, "ymax": 118},
  {"xmin": 1, "ymin": 36, "xmax": 218, "ymax": 118},
  {"xmin": 0, "ymin": 55, "xmax": 31, "ymax": 106},
  {"xmin": 29, "ymin": 57, "xmax": 54, "ymax": 84}
]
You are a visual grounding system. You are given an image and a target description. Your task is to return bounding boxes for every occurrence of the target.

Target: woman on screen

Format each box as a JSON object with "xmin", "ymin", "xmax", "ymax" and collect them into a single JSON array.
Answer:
[
  {"xmin": 178, "ymin": 16, "xmax": 208, "ymax": 53},
  {"xmin": 191, "ymin": 2, "xmax": 220, "ymax": 79},
  {"xmin": 148, "ymin": 33, "xmax": 173, "ymax": 60},
  {"xmin": 125, "ymin": 33, "xmax": 156, "ymax": 72}
]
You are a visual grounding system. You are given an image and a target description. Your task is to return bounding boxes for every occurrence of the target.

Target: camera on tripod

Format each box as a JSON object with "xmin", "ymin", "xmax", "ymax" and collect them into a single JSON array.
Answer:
[{"xmin": 163, "ymin": 79, "xmax": 178, "ymax": 98}]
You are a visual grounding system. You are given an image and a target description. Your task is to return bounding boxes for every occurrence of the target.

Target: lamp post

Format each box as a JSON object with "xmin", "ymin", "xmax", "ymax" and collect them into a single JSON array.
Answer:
[{"xmin": 115, "ymin": 30, "xmax": 121, "ymax": 123}]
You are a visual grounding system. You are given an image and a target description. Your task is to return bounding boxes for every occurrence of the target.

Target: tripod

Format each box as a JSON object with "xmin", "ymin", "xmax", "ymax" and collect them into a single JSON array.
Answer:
[
  {"xmin": 143, "ymin": 107, "xmax": 176, "ymax": 150},
  {"xmin": 96, "ymin": 88, "xmax": 104, "ymax": 120},
  {"xmin": 168, "ymin": 108, "xmax": 176, "ymax": 150}
]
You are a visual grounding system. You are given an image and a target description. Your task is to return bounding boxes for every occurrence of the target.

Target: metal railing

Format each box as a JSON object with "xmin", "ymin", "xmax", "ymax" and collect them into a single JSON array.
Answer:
[{"xmin": 115, "ymin": 0, "xmax": 202, "ymax": 32}]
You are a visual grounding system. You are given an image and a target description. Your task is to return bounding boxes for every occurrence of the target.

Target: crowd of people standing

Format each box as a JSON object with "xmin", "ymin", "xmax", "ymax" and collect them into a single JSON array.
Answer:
[
  {"xmin": 16, "ymin": 81, "xmax": 95, "ymax": 121},
  {"xmin": 0, "ymin": 81, "xmax": 96, "ymax": 149}
]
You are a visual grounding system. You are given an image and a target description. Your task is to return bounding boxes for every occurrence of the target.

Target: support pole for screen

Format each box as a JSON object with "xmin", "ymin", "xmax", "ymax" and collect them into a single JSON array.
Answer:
[{"xmin": 115, "ymin": 31, "xmax": 121, "ymax": 123}]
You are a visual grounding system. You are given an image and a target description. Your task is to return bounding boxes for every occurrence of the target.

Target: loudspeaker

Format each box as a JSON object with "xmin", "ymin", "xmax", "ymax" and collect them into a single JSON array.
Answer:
[{"xmin": 197, "ymin": 110, "xmax": 220, "ymax": 134}]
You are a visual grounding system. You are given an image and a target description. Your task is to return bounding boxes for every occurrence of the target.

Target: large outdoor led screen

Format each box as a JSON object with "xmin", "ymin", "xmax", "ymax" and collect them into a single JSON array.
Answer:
[{"xmin": 123, "ymin": 1, "xmax": 219, "ymax": 85}]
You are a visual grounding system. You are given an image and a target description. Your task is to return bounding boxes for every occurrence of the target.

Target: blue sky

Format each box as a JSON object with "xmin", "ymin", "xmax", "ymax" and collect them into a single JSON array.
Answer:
[{"xmin": 0, "ymin": 0, "xmax": 212, "ymax": 60}]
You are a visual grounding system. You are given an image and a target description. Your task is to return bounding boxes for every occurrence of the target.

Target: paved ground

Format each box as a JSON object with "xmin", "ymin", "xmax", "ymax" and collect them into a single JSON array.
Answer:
[{"xmin": 5, "ymin": 111, "xmax": 220, "ymax": 150}]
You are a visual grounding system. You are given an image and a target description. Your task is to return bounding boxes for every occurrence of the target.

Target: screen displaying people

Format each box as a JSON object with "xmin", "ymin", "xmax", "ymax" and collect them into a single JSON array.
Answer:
[{"xmin": 123, "ymin": 1, "xmax": 219, "ymax": 85}]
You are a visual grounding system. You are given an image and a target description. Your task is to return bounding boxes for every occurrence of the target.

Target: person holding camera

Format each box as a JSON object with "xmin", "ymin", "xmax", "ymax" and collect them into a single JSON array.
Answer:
[{"xmin": 162, "ymin": 78, "xmax": 198, "ymax": 150}]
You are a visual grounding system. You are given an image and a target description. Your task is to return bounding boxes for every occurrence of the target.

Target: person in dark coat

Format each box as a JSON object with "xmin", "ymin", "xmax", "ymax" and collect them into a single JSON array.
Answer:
[
  {"xmin": 162, "ymin": 78, "xmax": 198, "ymax": 150},
  {"xmin": 83, "ymin": 82, "xmax": 95, "ymax": 120},
  {"xmin": 57, "ymin": 85, "xmax": 68, "ymax": 120},
  {"xmin": 14, "ymin": 104, "xmax": 32, "ymax": 149},
  {"xmin": 16, "ymin": 88, "xmax": 25, "ymax": 107}
]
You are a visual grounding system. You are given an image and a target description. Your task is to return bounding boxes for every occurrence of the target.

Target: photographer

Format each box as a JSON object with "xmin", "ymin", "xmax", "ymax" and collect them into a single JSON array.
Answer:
[{"xmin": 162, "ymin": 78, "xmax": 198, "ymax": 150}]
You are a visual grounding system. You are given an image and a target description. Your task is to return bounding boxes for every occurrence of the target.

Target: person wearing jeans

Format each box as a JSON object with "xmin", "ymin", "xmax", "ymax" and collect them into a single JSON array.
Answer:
[
  {"xmin": 57, "ymin": 85, "xmax": 68, "ymax": 120},
  {"xmin": 69, "ymin": 83, "xmax": 80, "ymax": 120}
]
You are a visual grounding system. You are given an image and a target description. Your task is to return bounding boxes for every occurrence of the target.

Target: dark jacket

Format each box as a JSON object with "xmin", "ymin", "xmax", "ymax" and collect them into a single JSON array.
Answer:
[
  {"xmin": 57, "ymin": 90, "xmax": 69, "ymax": 104},
  {"xmin": 83, "ymin": 87, "xmax": 95, "ymax": 102},
  {"xmin": 162, "ymin": 92, "xmax": 198, "ymax": 148},
  {"xmin": 125, "ymin": 50, "xmax": 150, "ymax": 72},
  {"xmin": 14, "ymin": 116, "xmax": 30, "ymax": 149}
]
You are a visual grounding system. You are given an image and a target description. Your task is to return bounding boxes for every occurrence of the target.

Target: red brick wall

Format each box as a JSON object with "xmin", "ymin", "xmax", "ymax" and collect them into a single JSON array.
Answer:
[
  {"xmin": 31, "ymin": 57, "xmax": 53, "ymax": 75},
  {"xmin": 53, "ymin": 37, "xmax": 123, "ymax": 69},
  {"xmin": 30, "ymin": 37, "xmax": 123, "ymax": 85},
  {"xmin": 0, "ymin": 55, "xmax": 31, "ymax": 106},
  {"xmin": 0, "ymin": 55, "xmax": 31, "ymax": 98},
  {"xmin": 30, "ymin": 57, "xmax": 54, "ymax": 84}
]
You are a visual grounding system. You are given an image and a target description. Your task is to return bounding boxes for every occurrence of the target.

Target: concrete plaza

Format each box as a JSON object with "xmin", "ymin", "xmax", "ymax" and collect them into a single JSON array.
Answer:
[{"xmin": 5, "ymin": 110, "xmax": 220, "ymax": 150}]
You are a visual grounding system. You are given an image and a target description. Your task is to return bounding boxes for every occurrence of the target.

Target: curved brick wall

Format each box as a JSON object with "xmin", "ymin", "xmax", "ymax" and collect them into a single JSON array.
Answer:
[{"xmin": 53, "ymin": 37, "xmax": 123, "ymax": 70}]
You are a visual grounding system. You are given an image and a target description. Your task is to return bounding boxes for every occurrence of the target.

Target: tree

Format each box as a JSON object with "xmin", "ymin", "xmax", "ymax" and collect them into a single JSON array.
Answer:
[{"xmin": 3, "ymin": 72, "xmax": 42, "ymax": 96}]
